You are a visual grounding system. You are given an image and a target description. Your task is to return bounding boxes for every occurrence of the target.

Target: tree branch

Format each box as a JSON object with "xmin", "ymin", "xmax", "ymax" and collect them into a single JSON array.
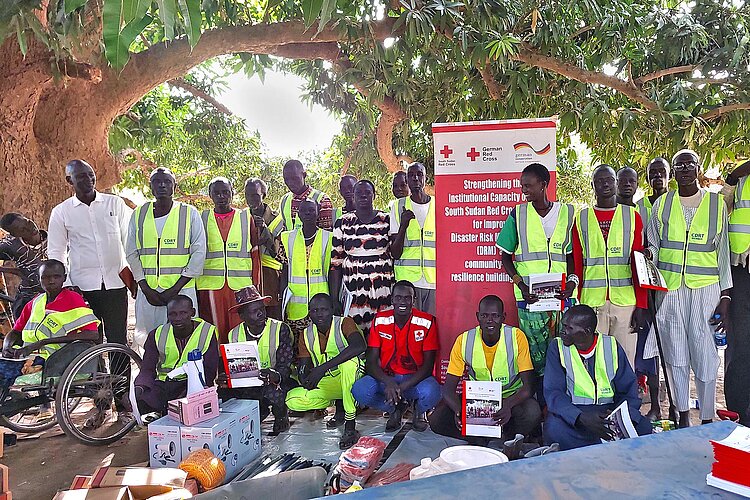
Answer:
[
  {"xmin": 341, "ymin": 131, "xmax": 364, "ymax": 175},
  {"xmin": 634, "ymin": 65, "xmax": 696, "ymax": 86},
  {"xmin": 479, "ymin": 63, "xmax": 504, "ymax": 100},
  {"xmin": 701, "ymin": 102, "xmax": 750, "ymax": 121},
  {"xmin": 168, "ymin": 78, "xmax": 233, "ymax": 115},
  {"xmin": 512, "ymin": 43, "xmax": 658, "ymax": 111}
]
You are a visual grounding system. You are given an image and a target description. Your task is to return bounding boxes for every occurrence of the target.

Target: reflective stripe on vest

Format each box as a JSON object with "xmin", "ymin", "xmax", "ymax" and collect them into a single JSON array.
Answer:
[
  {"xmin": 557, "ymin": 335, "xmax": 618, "ymax": 405},
  {"xmin": 636, "ymin": 197, "xmax": 652, "ymax": 231},
  {"xmin": 393, "ymin": 197, "xmax": 436, "ymax": 284},
  {"xmin": 135, "ymin": 202, "xmax": 193, "ymax": 289},
  {"xmin": 281, "ymin": 229, "xmax": 332, "ymax": 320},
  {"xmin": 461, "ymin": 326, "xmax": 521, "ymax": 398},
  {"xmin": 227, "ymin": 319, "xmax": 282, "ymax": 369},
  {"xmin": 513, "ymin": 202, "xmax": 574, "ymax": 300},
  {"xmin": 656, "ymin": 191, "xmax": 722, "ymax": 290},
  {"xmin": 304, "ymin": 316, "xmax": 348, "ymax": 372},
  {"xmin": 729, "ymin": 176, "xmax": 750, "ymax": 254},
  {"xmin": 577, "ymin": 205, "xmax": 636, "ymax": 307},
  {"xmin": 155, "ymin": 320, "xmax": 214, "ymax": 381},
  {"xmin": 273, "ymin": 189, "xmax": 326, "ymax": 237},
  {"xmin": 332, "ymin": 207, "xmax": 343, "ymax": 227},
  {"xmin": 21, "ymin": 294, "xmax": 100, "ymax": 359},
  {"xmin": 197, "ymin": 209, "xmax": 253, "ymax": 291}
]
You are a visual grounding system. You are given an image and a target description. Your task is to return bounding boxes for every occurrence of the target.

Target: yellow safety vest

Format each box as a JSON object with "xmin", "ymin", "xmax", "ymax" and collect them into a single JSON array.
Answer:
[
  {"xmin": 281, "ymin": 228, "xmax": 332, "ymax": 321},
  {"xmin": 576, "ymin": 205, "xmax": 636, "ymax": 307},
  {"xmin": 21, "ymin": 294, "xmax": 100, "ymax": 359},
  {"xmin": 134, "ymin": 202, "xmax": 193, "ymax": 289},
  {"xmin": 155, "ymin": 320, "xmax": 215, "ymax": 381},
  {"xmin": 460, "ymin": 326, "xmax": 522, "ymax": 398},
  {"xmin": 303, "ymin": 316, "xmax": 361, "ymax": 377},
  {"xmin": 729, "ymin": 176, "xmax": 750, "ymax": 254},
  {"xmin": 393, "ymin": 197, "xmax": 436, "ymax": 284},
  {"xmin": 512, "ymin": 202, "xmax": 574, "ymax": 301},
  {"xmin": 636, "ymin": 197, "xmax": 653, "ymax": 229},
  {"xmin": 656, "ymin": 191, "xmax": 723, "ymax": 290},
  {"xmin": 227, "ymin": 318, "xmax": 284, "ymax": 369},
  {"xmin": 196, "ymin": 209, "xmax": 253, "ymax": 291},
  {"xmin": 270, "ymin": 189, "xmax": 326, "ymax": 237},
  {"xmin": 556, "ymin": 335, "xmax": 618, "ymax": 405}
]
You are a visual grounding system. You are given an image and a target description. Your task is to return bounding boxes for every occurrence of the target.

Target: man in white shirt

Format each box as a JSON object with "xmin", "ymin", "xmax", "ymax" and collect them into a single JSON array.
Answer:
[
  {"xmin": 390, "ymin": 162, "xmax": 436, "ymax": 314},
  {"xmin": 48, "ymin": 159, "xmax": 133, "ymax": 414},
  {"xmin": 126, "ymin": 168, "xmax": 206, "ymax": 348},
  {"xmin": 48, "ymin": 159, "xmax": 131, "ymax": 348}
]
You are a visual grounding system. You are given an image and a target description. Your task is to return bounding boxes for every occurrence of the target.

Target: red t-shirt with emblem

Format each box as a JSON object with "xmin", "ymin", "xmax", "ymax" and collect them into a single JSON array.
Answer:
[{"xmin": 368, "ymin": 308, "xmax": 439, "ymax": 375}]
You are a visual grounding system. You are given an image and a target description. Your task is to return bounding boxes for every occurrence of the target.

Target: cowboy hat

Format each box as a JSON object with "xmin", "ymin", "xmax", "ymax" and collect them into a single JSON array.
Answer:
[{"xmin": 228, "ymin": 285, "xmax": 271, "ymax": 312}]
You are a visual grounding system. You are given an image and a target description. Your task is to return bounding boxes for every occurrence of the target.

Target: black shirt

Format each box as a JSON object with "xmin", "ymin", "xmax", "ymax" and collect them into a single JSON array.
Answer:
[{"xmin": 0, "ymin": 231, "xmax": 48, "ymax": 295}]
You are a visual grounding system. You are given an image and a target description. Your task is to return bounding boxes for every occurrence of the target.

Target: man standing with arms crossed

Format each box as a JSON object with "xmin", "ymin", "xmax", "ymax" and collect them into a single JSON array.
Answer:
[
  {"xmin": 269, "ymin": 159, "xmax": 334, "ymax": 236},
  {"xmin": 390, "ymin": 162, "xmax": 436, "ymax": 315}
]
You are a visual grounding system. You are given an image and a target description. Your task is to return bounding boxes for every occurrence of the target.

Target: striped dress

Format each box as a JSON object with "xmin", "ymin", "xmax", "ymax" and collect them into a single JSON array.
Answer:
[{"xmin": 332, "ymin": 211, "xmax": 394, "ymax": 333}]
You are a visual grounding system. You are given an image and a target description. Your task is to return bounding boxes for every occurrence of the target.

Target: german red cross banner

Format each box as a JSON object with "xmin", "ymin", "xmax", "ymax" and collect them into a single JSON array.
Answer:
[{"xmin": 432, "ymin": 118, "xmax": 557, "ymax": 381}]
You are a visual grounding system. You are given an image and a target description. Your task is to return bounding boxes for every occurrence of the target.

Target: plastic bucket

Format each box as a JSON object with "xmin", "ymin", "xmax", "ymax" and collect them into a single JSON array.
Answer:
[{"xmin": 439, "ymin": 445, "xmax": 508, "ymax": 471}]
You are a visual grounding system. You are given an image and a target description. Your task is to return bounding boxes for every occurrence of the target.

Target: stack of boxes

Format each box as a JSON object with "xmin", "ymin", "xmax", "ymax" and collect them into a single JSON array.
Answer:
[{"xmin": 148, "ymin": 398, "xmax": 261, "ymax": 482}]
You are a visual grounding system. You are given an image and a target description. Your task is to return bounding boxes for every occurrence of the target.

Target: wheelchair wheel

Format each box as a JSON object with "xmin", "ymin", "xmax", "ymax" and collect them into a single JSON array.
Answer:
[
  {"xmin": 55, "ymin": 343, "xmax": 142, "ymax": 446},
  {"xmin": 0, "ymin": 389, "xmax": 57, "ymax": 433}
]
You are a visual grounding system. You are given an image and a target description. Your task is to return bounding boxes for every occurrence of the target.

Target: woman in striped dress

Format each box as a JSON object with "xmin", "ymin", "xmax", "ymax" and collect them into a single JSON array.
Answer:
[{"xmin": 330, "ymin": 180, "xmax": 394, "ymax": 334}]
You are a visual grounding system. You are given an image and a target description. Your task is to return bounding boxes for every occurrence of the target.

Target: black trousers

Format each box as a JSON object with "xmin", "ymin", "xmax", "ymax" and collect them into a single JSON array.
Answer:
[
  {"xmin": 11, "ymin": 290, "xmax": 37, "ymax": 322},
  {"xmin": 82, "ymin": 286, "xmax": 130, "ymax": 403},
  {"xmin": 428, "ymin": 398, "xmax": 542, "ymax": 443},
  {"xmin": 727, "ymin": 265, "xmax": 750, "ymax": 425}
]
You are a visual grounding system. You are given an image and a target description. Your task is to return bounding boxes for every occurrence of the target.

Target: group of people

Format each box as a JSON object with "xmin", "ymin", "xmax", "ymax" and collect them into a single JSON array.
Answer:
[{"xmin": 0, "ymin": 149, "xmax": 748, "ymax": 454}]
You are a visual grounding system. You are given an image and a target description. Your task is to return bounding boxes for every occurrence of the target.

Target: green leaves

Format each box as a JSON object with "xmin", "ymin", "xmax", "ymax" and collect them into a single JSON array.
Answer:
[
  {"xmin": 177, "ymin": 0, "xmax": 201, "ymax": 47},
  {"xmin": 102, "ymin": 0, "xmax": 153, "ymax": 68},
  {"xmin": 63, "ymin": 0, "xmax": 87, "ymax": 15},
  {"xmin": 156, "ymin": 0, "xmax": 178, "ymax": 39}
]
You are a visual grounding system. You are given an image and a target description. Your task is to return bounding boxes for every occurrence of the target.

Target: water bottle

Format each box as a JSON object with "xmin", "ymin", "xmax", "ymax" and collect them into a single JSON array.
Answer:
[{"xmin": 713, "ymin": 314, "xmax": 727, "ymax": 350}]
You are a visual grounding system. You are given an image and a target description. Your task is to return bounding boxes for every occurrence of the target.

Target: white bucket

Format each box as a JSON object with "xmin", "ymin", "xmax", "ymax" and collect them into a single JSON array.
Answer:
[{"xmin": 439, "ymin": 445, "xmax": 508, "ymax": 471}]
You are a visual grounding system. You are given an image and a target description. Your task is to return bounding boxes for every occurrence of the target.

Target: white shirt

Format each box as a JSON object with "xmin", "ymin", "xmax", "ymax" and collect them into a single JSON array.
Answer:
[
  {"xmin": 389, "ymin": 197, "xmax": 436, "ymax": 290},
  {"xmin": 48, "ymin": 192, "xmax": 132, "ymax": 291}
]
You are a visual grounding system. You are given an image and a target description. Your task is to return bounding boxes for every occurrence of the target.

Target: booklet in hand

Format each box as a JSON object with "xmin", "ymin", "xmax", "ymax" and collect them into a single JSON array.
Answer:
[
  {"xmin": 220, "ymin": 341, "xmax": 263, "ymax": 388},
  {"xmin": 527, "ymin": 272, "xmax": 565, "ymax": 312},
  {"xmin": 633, "ymin": 251, "xmax": 667, "ymax": 291},
  {"xmin": 462, "ymin": 380, "xmax": 503, "ymax": 438}
]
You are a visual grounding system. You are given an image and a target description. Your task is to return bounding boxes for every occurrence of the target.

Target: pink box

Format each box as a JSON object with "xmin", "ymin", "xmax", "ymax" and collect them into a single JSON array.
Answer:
[{"xmin": 167, "ymin": 386, "xmax": 219, "ymax": 425}]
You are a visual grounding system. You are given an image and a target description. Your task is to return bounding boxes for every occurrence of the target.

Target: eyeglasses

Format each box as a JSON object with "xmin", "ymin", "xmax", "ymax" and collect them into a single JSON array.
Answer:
[{"xmin": 673, "ymin": 161, "xmax": 698, "ymax": 171}]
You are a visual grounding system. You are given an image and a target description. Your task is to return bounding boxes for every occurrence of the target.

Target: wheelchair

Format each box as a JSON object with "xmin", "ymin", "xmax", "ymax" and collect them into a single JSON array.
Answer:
[{"xmin": 0, "ymin": 339, "xmax": 142, "ymax": 446}]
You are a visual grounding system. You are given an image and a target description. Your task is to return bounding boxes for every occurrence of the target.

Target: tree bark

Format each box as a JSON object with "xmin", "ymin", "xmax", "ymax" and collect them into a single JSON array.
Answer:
[{"xmin": 0, "ymin": 19, "xmax": 398, "ymax": 222}]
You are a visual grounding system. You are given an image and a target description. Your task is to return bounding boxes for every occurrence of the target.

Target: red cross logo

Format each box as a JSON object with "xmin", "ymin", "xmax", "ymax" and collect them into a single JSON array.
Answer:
[
  {"xmin": 440, "ymin": 145, "xmax": 453, "ymax": 158},
  {"xmin": 467, "ymin": 147, "xmax": 480, "ymax": 161}
]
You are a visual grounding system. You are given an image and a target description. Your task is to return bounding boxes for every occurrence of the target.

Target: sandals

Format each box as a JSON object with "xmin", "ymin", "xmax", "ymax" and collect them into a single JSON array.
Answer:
[
  {"xmin": 327, "ymin": 413, "xmax": 345, "ymax": 429},
  {"xmin": 339, "ymin": 429, "xmax": 360, "ymax": 450}
]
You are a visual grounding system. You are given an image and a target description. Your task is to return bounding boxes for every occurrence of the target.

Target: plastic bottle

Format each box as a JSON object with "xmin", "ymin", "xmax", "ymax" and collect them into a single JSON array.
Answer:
[
  {"xmin": 409, "ymin": 458, "xmax": 433, "ymax": 480},
  {"xmin": 713, "ymin": 314, "xmax": 727, "ymax": 350}
]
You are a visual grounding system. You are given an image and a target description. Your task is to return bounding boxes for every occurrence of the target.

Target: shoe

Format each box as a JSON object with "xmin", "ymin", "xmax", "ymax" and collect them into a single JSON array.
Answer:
[
  {"xmin": 36, "ymin": 408, "xmax": 55, "ymax": 421},
  {"xmin": 646, "ymin": 407, "xmax": 661, "ymax": 421},
  {"xmin": 312, "ymin": 409, "xmax": 327, "ymax": 420},
  {"xmin": 502, "ymin": 433, "xmax": 524, "ymax": 460},
  {"xmin": 273, "ymin": 415, "xmax": 291, "ymax": 434},
  {"xmin": 326, "ymin": 413, "xmax": 345, "ymax": 429},
  {"xmin": 411, "ymin": 411, "xmax": 428, "ymax": 432},
  {"xmin": 83, "ymin": 409, "xmax": 109, "ymax": 429},
  {"xmin": 385, "ymin": 403, "xmax": 405, "ymax": 432},
  {"xmin": 339, "ymin": 429, "xmax": 360, "ymax": 450}
]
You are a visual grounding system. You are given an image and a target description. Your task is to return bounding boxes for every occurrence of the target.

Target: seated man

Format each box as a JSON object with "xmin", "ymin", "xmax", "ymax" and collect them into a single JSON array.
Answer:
[
  {"xmin": 2, "ymin": 259, "xmax": 99, "ymax": 362},
  {"xmin": 544, "ymin": 304, "xmax": 652, "ymax": 450},
  {"xmin": 429, "ymin": 295, "xmax": 541, "ymax": 443},
  {"xmin": 134, "ymin": 295, "xmax": 219, "ymax": 415},
  {"xmin": 352, "ymin": 280, "xmax": 441, "ymax": 432},
  {"xmin": 286, "ymin": 293, "xmax": 365, "ymax": 449},
  {"xmin": 222, "ymin": 286, "xmax": 292, "ymax": 433}
]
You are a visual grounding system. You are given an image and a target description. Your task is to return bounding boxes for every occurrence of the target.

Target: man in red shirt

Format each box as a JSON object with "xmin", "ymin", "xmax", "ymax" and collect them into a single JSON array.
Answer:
[
  {"xmin": 572, "ymin": 165, "xmax": 648, "ymax": 369},
  {"xmin": 351, "ymin": 280, "xmax": 441, "ymax": 431}
]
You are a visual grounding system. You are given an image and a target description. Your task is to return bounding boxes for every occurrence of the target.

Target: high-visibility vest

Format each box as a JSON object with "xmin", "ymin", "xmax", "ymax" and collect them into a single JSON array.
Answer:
[
  {"xmin": 303, "ymin": 316, "xmax": 352, "ymax": 375},
  {"xmin": 281, "ymin": 228, "xmax": 332, "ymax": 320},
  {"xmin": 393, "ymin": 197, "xmax": 436, "ymax": 284},
  {"xmin": 729, "ymin": 176, "xmax": 750, "ymax": 254},
  {"xmin": 227, "ymin": 318, "xmax": 284, "ymax": 369},
  {"xmin": 636, "ymin": 197, "xmax": 653, "ymax": 229},
  {"xmin": 21, "ymin": 294, "xmax": 100, "ymax": 359},
  {"xmin": 270, "ymin": 189, "xmax": 326, "ymax": 237},
  {"xmin": 460, "ymin": 325, "xmax": 522, "ymax": 398},
  {"xmin": 656, "ymin": 191, "xmax": 724, "ymax": 290},
  {"xmin": 154, "ymin": 319, "xmax": 215, "ymax": 381},
  {"xmin": 134, "ymin": 202, "xmax": 193, "ymax": 289},
  {"xmin": 576, "ymin": 205, "xmax": 636, "ymax": 307},
  {"xmin": 556, "ymin": 335, "xmax": 618, "ymax": 405},
  {"xmin": 196, "ymin": 209, "xmax": 253, "ymax": 291},
  {"xmin": 512, "ymin": 202, "xmax": 574, "ymax": 301}
]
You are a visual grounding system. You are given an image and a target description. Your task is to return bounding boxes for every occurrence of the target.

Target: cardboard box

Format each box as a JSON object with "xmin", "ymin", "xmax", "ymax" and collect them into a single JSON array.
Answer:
[
  {"xmin": 148, "ymin": 417, "xmax": 182, "ymax": 468},
  {"xmin": 167, "ymin": 386, "xmax": 219, "ymax": 426},
  {"xmin": 0, "ymin": 464, "xmax": 8, "ymax": 493},
  {"xmin": 52, "ymin": 487, "xmax": 131, "ymax": 500},
  {"xmin": 180, "ymin": 399, "xmax": 261, "ymax": 481},
  {"xmin": 90, "ymin": 466, "xmax": 186, "ymax": 489},
  {"xmin": 70, "ymin": 475, "xmax": 92, "ymax": 490},
  {"xmin": 0, "ymin": 492, "xmax": 10, "ymax": 500}
]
